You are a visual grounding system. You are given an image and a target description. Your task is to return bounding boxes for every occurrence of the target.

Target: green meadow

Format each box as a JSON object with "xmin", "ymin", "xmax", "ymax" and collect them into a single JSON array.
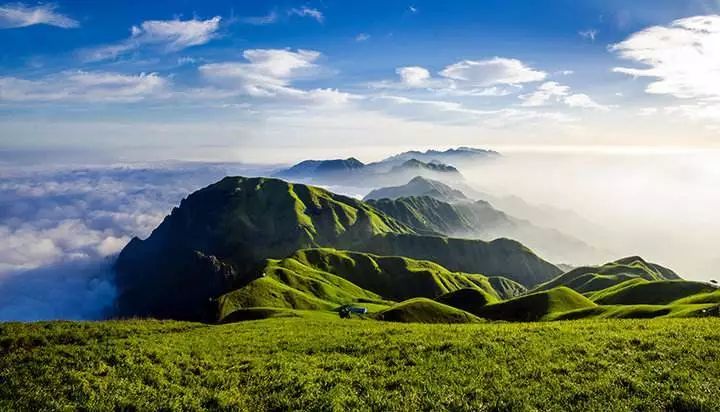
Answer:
[{"xmin": 2, "ymin": 317, "xmax": 719, "ymax": 411}]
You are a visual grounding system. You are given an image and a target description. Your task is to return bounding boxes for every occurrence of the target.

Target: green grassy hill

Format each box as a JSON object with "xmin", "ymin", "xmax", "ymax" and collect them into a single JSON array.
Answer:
[
  {"xmin": 363, "ymin": 234, "xmax": 561, "ymax": 287},
  {"xmin": 590, "ymin": 280, "xmax": 717, "ymax": 305},
  {"xmin": 673, "ymin": 289, "xmax": 720, "ymax": 304},
  {"xmin": 115, "ymin": 176, "xmax": 412, "ymax": 320},
  {"xmin": 375, "ymin": 298, "xmax": 483, "ymax": 323},
  {"xmin": 2, "ymin": 318, "xmax": 720, "ymax": 411},
  {"xmin": 216, "ymin": 248, "xmax": 501, "ymax": 322},
  {"xmin": 115, "ymin": 176, "xmax": 560, "ymax": 321},
  {"xmin": 534, "ymin": 256, "xmax": 681, "ymax": 294},
  {"xmin": 435, "ymin": 288, "xmax": 498, "ymax": 314},
  {"xmin": 548, "ymin": 303, "xmax": 719, "ymax": 321},
  {"xmin": 475, "ymin": 287, "xmax": 598, "ymax": 321}
]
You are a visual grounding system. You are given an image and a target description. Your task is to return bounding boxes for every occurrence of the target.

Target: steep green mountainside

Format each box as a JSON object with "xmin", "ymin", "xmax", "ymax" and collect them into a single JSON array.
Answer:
[
  {"xmin": 115, "ymin": 176, "xmax": 411, "ymax": 320},
  {"xmin": 362, "ymin": 234, "xmax": 561, "ymax": 287},
  {"xmin": 364, "ymin": 176, "xmax": 469, "ymax": 203},
  {"xmin": 590, "ymin": 280, "xmax": 717, "ymax": 305},
  {"xmin": 534, "ymin": 256, "xmax": 682, "ymax": 294},
  {"xmin": 375, "ymin": 298, "xmax": 483, "ymax": 323},
  {"xmin": 216, "ymin": 248, "xmax": 501, "ymax": 322},
  {"xmin": 473, "ymin": 287, "xmax": 597, "ymax": 321},
  {"xmin": 488, "ymin": 276, "xmax": 528, "ymax": 299},
  {"xmin": 116, "ymin": 176, "xmax": 560, "ymax": 321}
]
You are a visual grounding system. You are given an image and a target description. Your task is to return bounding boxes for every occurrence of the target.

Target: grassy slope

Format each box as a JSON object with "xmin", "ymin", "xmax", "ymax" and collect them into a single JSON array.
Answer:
[
  {"xmin": 2, "ymin": 318, "xmax": 720, "ymax": 411},
  {"xmin": 375, "ymin": 298, "xmax": 483, "ymax": 324},
  {"xmin": 548, "ymin": 303, "xmax": 719, "ymax": 321},
  {"xmin": 673, "ymin": 289, "xmax": 720, "ymax": 304},
  {"xmin": 591, "ymin": 280, "xmax": 717, "ymax": 305},
  {"xmin": 534, "ymin": 257, "xmax": 681, "ymax": 295},
  {"xmin": 216, "ymin": 248, "xmax": 500, "ymax": 321},
  {"xmin": 476, "ymin": 287, "xmax": 597, "ymax": 321},
  {"xmin": 363, "ymin": 234, "xmax": 561, "ymax": 287}
]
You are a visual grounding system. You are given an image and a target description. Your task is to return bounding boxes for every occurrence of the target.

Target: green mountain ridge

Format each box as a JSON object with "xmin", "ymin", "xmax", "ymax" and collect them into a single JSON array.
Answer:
[
  {"xmin": 365, "ymin": 179, "xmax": 605, "ymax": 265},
  {"xmin": 534, "ymin": 256, "xmax": 682, "ymax": 294},
  {"xmin": 116, "ymin": 176, "xmax": 559, "ymax": 321}
]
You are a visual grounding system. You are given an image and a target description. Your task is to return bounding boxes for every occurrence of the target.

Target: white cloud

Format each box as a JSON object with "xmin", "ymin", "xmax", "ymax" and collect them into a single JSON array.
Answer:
[
  {"xmin": 371, "ymin": 57, "xmax": 545, "ymax": 95},
  {"xmin": 519, "ymin": 81, "xmax": 570, "ymax": 107},
  {"xmin": 199, "ymin": 48, "xmax": 350, "ymax": 104},
  {"xmin": 564, "ymin": 93, "xmax": 611, "ymax": 111},
  {"xmin": 0, "ymin": 2, "xmax": 78, "ymax": 29},
  {"xmin": 439, "ymin": 57, "xmax": 547, "ymax": 87},
  {"xmin": 0, "ymin": 71, "xmax": 169, "ymax": 102},
  {"xmin": 610, "ymin": 15, "xmax": 720, "ymax": 100},
  {"xmin": 397, "ymin": 66, "xmax": 431, "ymax": 87},
  {"xmin": 579, "ymin": 29, "xmax": 598, "ymax": 41},
  {"xmin": 288, "ymin": 7, "xmax": 324, "ymax": 22},
  {"xmin": 519, "ymin": 81, "xmax": 610, "ymax": 111},
  {"xmin": 409, "ymin": 5, "xmax": 418, "ymax": 13},
  {"xmin": 355, "ymin": 33, "xmax": 370, "ymax": 42},
  {"xmin": 83, "ymin": 16, "xmax": 221, "ymax": 62}
]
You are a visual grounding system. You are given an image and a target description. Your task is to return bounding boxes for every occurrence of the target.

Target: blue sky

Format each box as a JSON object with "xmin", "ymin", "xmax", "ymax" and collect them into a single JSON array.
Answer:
[{"xmin": 1, "ymin": 0, "xmax": 720, "ymax": 162}]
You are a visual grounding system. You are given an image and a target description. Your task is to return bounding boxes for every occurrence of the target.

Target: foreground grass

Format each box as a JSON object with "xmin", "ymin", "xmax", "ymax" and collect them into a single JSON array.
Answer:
[{"xmin": 1, "ymin": 318, "xmax": 719, "ymax": 411}]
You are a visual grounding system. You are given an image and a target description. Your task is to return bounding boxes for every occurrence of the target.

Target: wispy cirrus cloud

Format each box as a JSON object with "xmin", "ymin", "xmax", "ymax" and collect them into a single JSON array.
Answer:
[
  {"xmin": 288, "ymin": 6, "xmax": 324, "ymax": 23},
  {"xmin": 81, "ymin": 16, "xmax": 221, "ymax": 62},
  {"xmin": 0, "ymin": 2, "xmax": 78, "ymax": 29},
  {"xmin": 0, "ymin": 71, "xmax": 169, "ymax": 102},
  {"xmin": 239, "ymin": 10, "xmax": 278, "ymax": 25}
]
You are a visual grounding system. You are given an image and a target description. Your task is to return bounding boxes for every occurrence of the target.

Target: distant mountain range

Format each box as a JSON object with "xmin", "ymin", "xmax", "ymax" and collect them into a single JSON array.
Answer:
[
  {"xmin": 273, "ymin": 146, "xmax": 495, "ymax": 188},
  {"xmin": 364, "ymin": 177, "xmax": 607, "ymax": 265}
]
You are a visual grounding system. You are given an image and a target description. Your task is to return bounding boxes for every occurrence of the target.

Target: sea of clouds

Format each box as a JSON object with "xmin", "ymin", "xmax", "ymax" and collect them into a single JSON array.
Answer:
[{"xmin": 0, "ymin": 162, "xmax": 273, "ymax": 321}]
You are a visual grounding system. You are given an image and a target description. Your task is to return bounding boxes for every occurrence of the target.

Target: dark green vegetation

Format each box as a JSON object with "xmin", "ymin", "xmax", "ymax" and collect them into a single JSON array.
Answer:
[
  {"xmin": 435, "ymin": 288, "xmax": 499, "ymax": 313},
  {"xmin": 2, "ymin": 318, "xmax": 720, "ymax": 411},
  {"xmin": 116, "ymin": 176, "xmax": 560, "ymax": 321}
]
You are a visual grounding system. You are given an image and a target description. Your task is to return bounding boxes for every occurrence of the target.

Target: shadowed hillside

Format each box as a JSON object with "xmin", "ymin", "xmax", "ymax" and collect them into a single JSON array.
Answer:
[{"xmin": 475, "ymin": 287, "xmax": 597, "ymax": 321}]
